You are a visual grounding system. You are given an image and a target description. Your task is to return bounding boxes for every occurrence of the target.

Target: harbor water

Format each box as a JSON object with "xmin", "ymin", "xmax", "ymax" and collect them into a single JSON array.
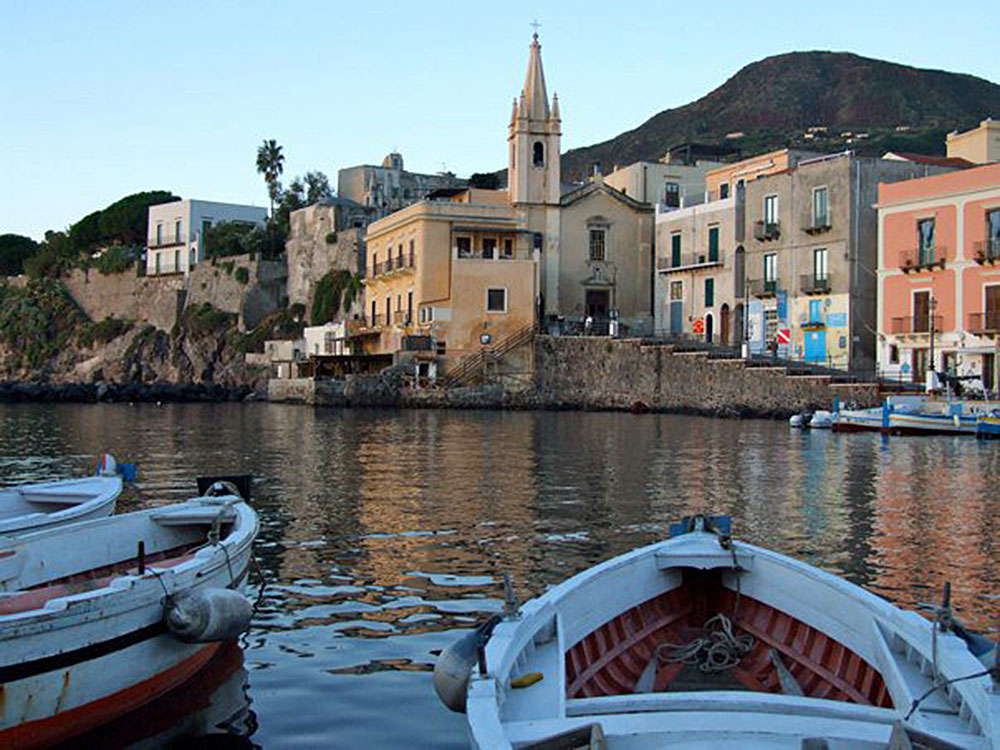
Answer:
[{"xmin": 2, "ymin": 402, "xmax": 998, "ymax": 748}]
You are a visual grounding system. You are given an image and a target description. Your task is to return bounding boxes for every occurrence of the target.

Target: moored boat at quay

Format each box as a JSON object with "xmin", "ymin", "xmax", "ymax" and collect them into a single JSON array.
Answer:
[
  {"xmin": 0, "ymin": 482, "xmax": 259, "ymax": 748},
  {"xmin": 436, "ymin": 516, "xmax": 1000, "ymax": 749},
  {"xmin": 0, "ymin": 453, "xmax": 131, "ymax": 536}
]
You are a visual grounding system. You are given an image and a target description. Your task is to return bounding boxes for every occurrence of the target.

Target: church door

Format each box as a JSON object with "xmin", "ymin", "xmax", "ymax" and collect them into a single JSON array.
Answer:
[
  {"xmin": 585, "ymin": 290, "xmax": 609, "ymax": 319},
  {"xmin": 720, "ymin": 304, "xmax": 731, "ymax": 346}
]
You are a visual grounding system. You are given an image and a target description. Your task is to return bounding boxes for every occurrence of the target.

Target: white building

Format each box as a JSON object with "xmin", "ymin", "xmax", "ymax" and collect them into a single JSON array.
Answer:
[
  {"xmin": 603, "ymin": 145, "xmax": 732, "ymax": 211},
  {"xmin": 303, "ymin": 321, "xmax": 350, "ymax": 357},
  {"xmin": 146, "ymin": 199, "xmax": 267, "ymax": 276}
]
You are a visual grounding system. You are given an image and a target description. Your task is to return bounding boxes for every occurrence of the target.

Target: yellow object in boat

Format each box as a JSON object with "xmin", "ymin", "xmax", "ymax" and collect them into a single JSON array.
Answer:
[{"xmin": 510, "ymin": 672, "xmax": 544, "ymax": 688}]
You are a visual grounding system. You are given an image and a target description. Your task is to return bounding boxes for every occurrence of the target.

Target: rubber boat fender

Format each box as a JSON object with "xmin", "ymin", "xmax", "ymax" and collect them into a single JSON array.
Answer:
[
  {"xmin": 165, "ymin": 588, "xmax": 252, "ymax": 643},
  {"xmin": 434, "ymin": 615, "xmax": 501, "ymax": 713}
]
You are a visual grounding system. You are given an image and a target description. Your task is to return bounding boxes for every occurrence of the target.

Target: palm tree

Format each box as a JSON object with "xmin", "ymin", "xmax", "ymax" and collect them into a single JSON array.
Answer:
[{"xmin": 255, "ymin": 139, "xmax": 285, "ymax": 216}]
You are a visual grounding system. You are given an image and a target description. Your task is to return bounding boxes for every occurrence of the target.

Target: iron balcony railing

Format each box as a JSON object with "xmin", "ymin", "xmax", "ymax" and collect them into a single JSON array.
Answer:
[
  {"xmin": 890, "ymin": 315, "xmax": 943, "ymax": 334},
  {"xmin": 968, "ymin": 312, "xmax": 1000, "ymax": 333},
  {"xmin": 800, "ymin": 273, "xmax": 831, "ymax": 294},
  {"xmin": 657, "ymin": 252, "xmax": 723, "ymax": 271},
  {"xmin": 393, "ymin": 310, "xmax": 412, "ymax": 325},
  {"xmin": 370, "ymin": 252, "xmax": 416, "ymax": 278},
  {"xmin": 899, "ymin": 246, "xmax": 946, "ymax": 271},
  {"xmin": 974, "ymin": 239, "xmax": 1000, "ymax": 263},
  {"xmin": 753, "ymin": 220, "xmax": 780, "ymax": 241},
  {"xmin": 456, "ymin": 247, "xmax": 531, "ymax": 261},
  {"xmin": 149, "ymin": 234, "xmax": 186, "ymax": 248},
  {"xmin": 804, "ymin": 217, "xmax": 831, "ymax": 234},
  {"xmin": 748, "ymin": 278, "xmax": 778, "ymax": 297}
]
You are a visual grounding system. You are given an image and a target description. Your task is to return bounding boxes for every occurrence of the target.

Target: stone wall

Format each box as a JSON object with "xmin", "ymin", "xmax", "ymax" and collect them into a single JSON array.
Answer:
[
  {"xmin": 63, "ymin": 267, "xmax": 185, "ymax": 331},
  {"xmin": 286, "ymin": 205, "xmax": 364, "ymax": 320},
  {"xmin": 186, "ymin": 255, "xmax": 286, "ymax": 330},
  {"xmin": 530, "ymin": 336, "xmax": 878, "ymax": 417}
]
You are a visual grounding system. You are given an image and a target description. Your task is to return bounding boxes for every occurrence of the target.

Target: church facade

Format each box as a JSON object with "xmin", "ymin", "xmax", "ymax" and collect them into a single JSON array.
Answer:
[{"xmin": 357, "ymin": 33, "xmax": 654, "ymax": 373}]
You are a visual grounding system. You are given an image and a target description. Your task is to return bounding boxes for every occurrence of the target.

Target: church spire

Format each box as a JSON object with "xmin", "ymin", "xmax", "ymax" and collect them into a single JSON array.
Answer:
[{"xmin": 521, "ymin": 32, "xmax": 550, "ymax": 121}]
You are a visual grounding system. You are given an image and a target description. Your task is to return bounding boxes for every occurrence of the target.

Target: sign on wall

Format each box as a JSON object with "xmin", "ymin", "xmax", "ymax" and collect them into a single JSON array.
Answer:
[
  {"xmin": 827, "ymin": 313, "xmax": 847, "ymax": 327},
  {"xmin": 692, "ymin": 317, "xmax": 705, "ymax": 334}
]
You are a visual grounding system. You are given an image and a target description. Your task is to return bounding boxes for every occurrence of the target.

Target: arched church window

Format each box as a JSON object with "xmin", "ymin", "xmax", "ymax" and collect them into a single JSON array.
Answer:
[{"xmin": 533, "ymin": 142, "xmax": 544, "ymax": 167}]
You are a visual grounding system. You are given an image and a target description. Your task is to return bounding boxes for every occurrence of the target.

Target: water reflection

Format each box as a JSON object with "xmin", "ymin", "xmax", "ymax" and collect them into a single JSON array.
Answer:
[{"xmin": 1, "ymin": 403, "xmax": 998, "ymax": 747}]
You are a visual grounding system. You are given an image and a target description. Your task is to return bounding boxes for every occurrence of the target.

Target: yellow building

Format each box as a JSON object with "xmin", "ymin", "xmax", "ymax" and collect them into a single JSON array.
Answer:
[
  {"xmin": 946, "ymin": 118, "xmax": 1000, "ymax": 165},
  {"xmin": 359, "ymin": 32, "xmax": 654, "ymax": 376}
]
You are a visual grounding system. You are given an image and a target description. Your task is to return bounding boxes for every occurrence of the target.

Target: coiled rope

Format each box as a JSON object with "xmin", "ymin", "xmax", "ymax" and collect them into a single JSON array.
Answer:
[{"xmin": 655, "ymin": 613, "xmax": 755, "ymax": 673}]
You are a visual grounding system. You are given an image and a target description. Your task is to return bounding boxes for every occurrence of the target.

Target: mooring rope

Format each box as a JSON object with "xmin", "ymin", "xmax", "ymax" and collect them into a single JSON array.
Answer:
[{"xmin": 655, "ymin": 613, "xmax": 755, "ymax": 673}]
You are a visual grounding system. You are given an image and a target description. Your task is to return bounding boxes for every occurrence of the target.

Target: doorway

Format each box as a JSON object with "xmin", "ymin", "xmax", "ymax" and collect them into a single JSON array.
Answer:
[
  {"xmin": 586, "ymin": 289, "xmax": 610, "ymax": 318},
  {"xmin": 720, "ymin": 304, "xmax": 730, "ymax": 346},
  {"xmin": 913, "ymin": 348, "xmax": 929, "ymax": 385},
  {"xmin": 705, "ymin": 313, "xmax": 714, "ymax": 344}
]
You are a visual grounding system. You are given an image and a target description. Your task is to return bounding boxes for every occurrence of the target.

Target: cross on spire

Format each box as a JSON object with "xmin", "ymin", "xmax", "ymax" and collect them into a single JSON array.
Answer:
[{"xmin": 530, "ymin": 19, "xmax": 541, "ymax": 41}]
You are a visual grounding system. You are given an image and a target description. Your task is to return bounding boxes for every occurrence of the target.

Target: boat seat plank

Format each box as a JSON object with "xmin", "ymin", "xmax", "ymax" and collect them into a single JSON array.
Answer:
[
  {"xmin": 152, "ymin": 507, "xmax": 236, "ymax": 526},
  {"xmin": 0, "ymin": 552, "xmax": 194, "ymax": 614}
]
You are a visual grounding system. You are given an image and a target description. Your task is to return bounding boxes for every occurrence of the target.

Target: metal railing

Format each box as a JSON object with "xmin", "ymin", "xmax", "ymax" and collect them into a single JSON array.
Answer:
[
  {"xmin": 748, "ymin": 278, "xmax": 778, "ymax": 297},
  {"xmin": 899, "ymin": 246, "xmax": 946, "ymax": 270},
  {"xmin": 370, "ymin": 252, "xmax": 415, "ymax": 278},
  {"xmin": 968, "ymin": 312, "xmax": 1000, "ymax": 333},
  {"xmin": 657, "ymin": 252, "xmax": 723, "ymax": 271},
  {"xmin": 974, "ymin": 239, "xmax": 1000, "ymax": 263},
  {"xmin": 455, "ymin": 248, "xmax": 530, "ymax": 261},
  {"xmin": 393, "ymin": 310, "xmax": 411, "ymax": 325},
  {"xmin": 800, "ymin": 274, "xmax": 831, "ymax": 294},
  {"xmin": 804, "ymin": 217, "xmax": 831, "ymax": 234},
  {"xmin": 890, "ymin": 315, "xmax": 943, "ymax": 334}
]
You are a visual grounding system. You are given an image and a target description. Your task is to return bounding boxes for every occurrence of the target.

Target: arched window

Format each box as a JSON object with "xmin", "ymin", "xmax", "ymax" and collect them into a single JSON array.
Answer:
[{"xmin": 533, "ymin": 141, "xmax": 544, "ymax": 167}]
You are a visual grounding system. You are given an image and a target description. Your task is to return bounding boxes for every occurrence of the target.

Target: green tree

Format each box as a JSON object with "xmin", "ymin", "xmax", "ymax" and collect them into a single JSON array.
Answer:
[
  {"xmin": 256, "ymin": 139, "xmax": 285, "ymax": 216},
  {"xmin": 68, "ymin": 191, "xmax": 179, "ymax": 255},
  {"xmin": 304, "ymin": 171, "xmax": 333, "ymax": 204},
  {"xmin": 469, "ymin": 172, "xmax": 500, "ymax": 189},
  {"xmin": 0, "ymin": 234, "xmax": 38, "ymax": 276},
  {"xmin": 204, "ymin": 222, "xmax": 269, "ymax": 259}
]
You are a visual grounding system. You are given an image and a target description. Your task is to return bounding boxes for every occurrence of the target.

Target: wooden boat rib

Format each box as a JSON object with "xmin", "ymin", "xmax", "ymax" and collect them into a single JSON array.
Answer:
[
  {"xmin": 0, "ymin": 488, "xmax": 258, "ymax": 747},
  {"xmin": 453, "ymin": 521, "xmax": 1000, "ymax": 749},
  {"xmin": 0, "ymin": 457, "xmax": 124, "ymax": 536}
]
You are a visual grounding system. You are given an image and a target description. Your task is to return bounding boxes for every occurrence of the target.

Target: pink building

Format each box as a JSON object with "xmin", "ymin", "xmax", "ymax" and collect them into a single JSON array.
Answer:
[{"xmin": 877, "ymin": 163, "xmax": 1000, "ymax": 393}]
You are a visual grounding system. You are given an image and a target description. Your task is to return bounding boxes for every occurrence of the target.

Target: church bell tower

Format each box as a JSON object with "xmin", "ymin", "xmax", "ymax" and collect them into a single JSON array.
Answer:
[{"xmin": 508, "ymin": 32, "xmax": 561, "ymax": 206}]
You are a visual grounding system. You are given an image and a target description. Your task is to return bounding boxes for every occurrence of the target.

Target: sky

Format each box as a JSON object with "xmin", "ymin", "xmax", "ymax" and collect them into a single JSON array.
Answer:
[{"xmin": 1, "ymin": 0, "xmax": 996, "ymax": 241}]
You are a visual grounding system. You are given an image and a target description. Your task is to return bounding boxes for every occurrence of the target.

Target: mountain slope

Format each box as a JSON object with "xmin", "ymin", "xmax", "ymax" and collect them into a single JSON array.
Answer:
[{"xmin": 561, "ymin": 51, "xmax": 1000, "ymax": 180}]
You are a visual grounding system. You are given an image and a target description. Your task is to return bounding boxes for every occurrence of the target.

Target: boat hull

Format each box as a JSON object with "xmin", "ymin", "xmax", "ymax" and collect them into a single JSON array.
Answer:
[
  {"xmin": 0, "ymin": 474, "xmax": 122, "ymax": 535},
  {"xmin": 885, "ymin": 412, "xmax": 979, "ymax": 436},
  {"xmin": 979, "ymin": 416, "xmax": 1000, "ymax": 439}
]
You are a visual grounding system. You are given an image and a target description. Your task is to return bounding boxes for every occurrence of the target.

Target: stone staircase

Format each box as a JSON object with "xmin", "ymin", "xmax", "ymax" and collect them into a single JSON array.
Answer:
[{"xmin": 438, "ymin": 325, "xmax": 535, "ymax": 388}]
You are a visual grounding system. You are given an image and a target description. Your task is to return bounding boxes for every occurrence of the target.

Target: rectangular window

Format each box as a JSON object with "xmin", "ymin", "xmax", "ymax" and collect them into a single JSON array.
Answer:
[
  {"xmin": 155, "ymin": 224, "xmax": 162, "ymax": 246},
  {"xmin": 589, "ymin": 229, "xmax": 606, "ymax": 261},
  {"xmin": 482, "ymin": 237, "xmax": 497, "ymax": 259},
  {"xmin": 764, "ymin": 309, "xmax": 778, "ymax": 343},
  {"xmin": 889, "ymin": 344, "xmax": 899, "ymax": 365},
  {"xmin": 202, "ymin": 219, "xmax": 212, "ymax": 238},
  {"xmin": 671, "ymin": 233, "xmax": 681, "ymax": 267},
  {"xmin": 719, "ymin": 183, "xmax": 730, "ymax": 200},
  {"xmin": 533, "ymin": 232, "xmax": 543, "ymax": 251},
  {"xmin": 987, "ymin": 210, "xmax": 1000, "ymax": 258},
  {"xmin": 503, "ymin": 237, "xmax": 514, "ymax": 258},
  {"xmin": 175, "ymin": 220, "xmax": 182, "ymax": 243},
  {"xmin": 704, "ymin": 278, "xmax": 715, "ymax": 307},
  {"xmin": 456, "ymin": 236, "xmax": 472, "ymax": 257},
  {"xmin": 918, "ymin": 218, "xmax": 935, "ymax": 265},
  {"xmin": 419, "ymin": 306, "xmax": 435, "ymax": 323},
  {"xmin": 407, "ymin": 291, "xmax": 413, "ymax": 322},
  {"xmin": 913, "ymin": 290, "xmax": 931, "ymax": 333},
  {"xmin": 670, "ymin": 280, "xmax": 683, "ymax": 301},
  {"xmin": 813, "ymin": 248, "xmax": 828, "ymax": 280},
  {"xmin": 386, "ymin": 297, "xmax": 391, "ymax": 326},
  {"xmin": 486, "ymin": 288, "xmax": 507, "ymax": 312},
  {"xmin": 813, "ymin": 187, "xmax": 829, "ymax": 228},
  {"xmin": 408, "ymin": 239, "xmax": 415, "ymax": 266},
  {"xmin": 764, "ymin": 195, "xmax": 778, "ymax": 226},
  {"xmin": 664, "ymin": 182, "xmax": 680, "ymax": 208},
  {"xmin": 371, "ymin": 299, "xmax": 376, "ymax": 324},
  {"xmin": 708, "ymin": 226, "xmax": 719, "ymax": 263},
  {"xmin": 398, "ymin": 243, "xmax": 404, "ymax": 264},
  {"xmin": 764, "ymin": 253, "xmax": 777, "ymax": 283}
]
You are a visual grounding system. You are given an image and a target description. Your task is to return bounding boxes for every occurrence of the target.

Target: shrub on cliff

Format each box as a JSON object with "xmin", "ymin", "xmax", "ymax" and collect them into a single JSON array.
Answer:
[
  {"xmin": 0, "ymin": 278, "xmax": 86, "ymax": 369},
  {"xmin": 311, "ymin": 270, "xmax": 362, "ymax": 325},
  {"xmin": 175, "ymin": 303, "xmax": 237, "ymax": 339},
  {"xmin": 76, "ymin": 317, "xmax": 134, "ymax": 349},
  {"xmin": 234, "ymin": 266, "xmax": 249, "ymax": 284},
  {"xmin": 205, "ymin": 222, "xmax": 268, "ymax": 259},
  {"xmin": 91, "ymin": 245, "xmax": 136, "ymax": 275}
]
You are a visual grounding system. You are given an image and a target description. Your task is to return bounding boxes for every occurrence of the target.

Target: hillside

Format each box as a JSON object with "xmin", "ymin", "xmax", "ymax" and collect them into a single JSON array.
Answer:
[{"xmin": 561, "ymin": 51, "xmax": 1000, "ymax": 180}]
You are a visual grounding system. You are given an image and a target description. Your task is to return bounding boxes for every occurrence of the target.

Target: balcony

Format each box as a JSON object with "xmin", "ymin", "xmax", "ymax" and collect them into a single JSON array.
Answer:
[
  {"xmin": 456, "ymin": 247, "xmax": 531, "ymax": 261},
  {"xmin": 800, "ymin": 274, "xmax": 831, "ymax": 295},
  {"xmin": 804, "ymin": 218, "xmax": 832, "ymax": 235},
  {"xmin": 656, "ymin": 252, "xmax": 723, "ymax": 272},
  {"xmin": 974, "ymin": 239, "xmax": 1000, "ymax": 265},
  {"xmin": 149, "ymin": 234, "xmax": 186, "ymax": 249},
  {"xmin": 393, "ymin": 310, "xmax": 412, "ymax": 325},
  {"xmin": 899, "ymin": 247, "xmax": 946, "ymax": 273},
  {"xmin": 748, "ymin": 278, "xmax": 778, "ymax": 297},
  {"xmin": 890, "ymin": 315, "xmax": 943, "ymax": 335},
  {"xmin": 370, "ymin": 252, "xmax": 416, "ymax": 278},
  {"xmin": 753, "ymin": 220, "xmax": 780, "ymax": 241},
  {"xmin": 968, "ymin": 311, "xmax": 1000, "ymax": 335}
]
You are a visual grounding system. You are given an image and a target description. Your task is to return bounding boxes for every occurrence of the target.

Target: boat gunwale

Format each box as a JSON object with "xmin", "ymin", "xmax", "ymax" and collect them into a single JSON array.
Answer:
[{"xmin": 0, "ymin": 475, "xmax": 122, "ymax": 534}]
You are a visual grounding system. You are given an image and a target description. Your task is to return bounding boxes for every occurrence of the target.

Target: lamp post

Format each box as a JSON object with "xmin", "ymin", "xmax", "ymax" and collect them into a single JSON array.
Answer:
[{"xmin": 928, "ymin": 294, "xmax": 937, "ymax": 393}]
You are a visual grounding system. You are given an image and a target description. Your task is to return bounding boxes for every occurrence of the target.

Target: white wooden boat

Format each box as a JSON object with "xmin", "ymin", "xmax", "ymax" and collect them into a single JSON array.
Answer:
[
  {"xmin": 0, "ymin": 482, "xmax": 259, "ymax": 747},
  {"xmin": 886, "ymin": 411, "xmax": 980, "ymax": 436},
  {"xmin": 809, "ymin": 410, "xmax": 834, "ymax": 429},
  {"xmin": 0, "ymin": 453, "xmax": 126, "ymax": 536},
  {"xmin": 437, "ymin": 517, "xmax": 1000, "ymax": 749},
  {"xmin": 833, "ymin": 407, "xmax": 884, "ymax": 433}
]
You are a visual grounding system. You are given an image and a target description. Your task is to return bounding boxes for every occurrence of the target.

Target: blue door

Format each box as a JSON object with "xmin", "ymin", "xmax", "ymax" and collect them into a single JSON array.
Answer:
[
  {"xmin": 804, "ymin": 329, "xmax": 826, "ymax": 363},
  {"xmin": 670, "ymin": 301, "xmax": 683, "ymax": 334},
  {"xmin": 809, "ymin": 300, "xmax": 822, "ymax": 324}
]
